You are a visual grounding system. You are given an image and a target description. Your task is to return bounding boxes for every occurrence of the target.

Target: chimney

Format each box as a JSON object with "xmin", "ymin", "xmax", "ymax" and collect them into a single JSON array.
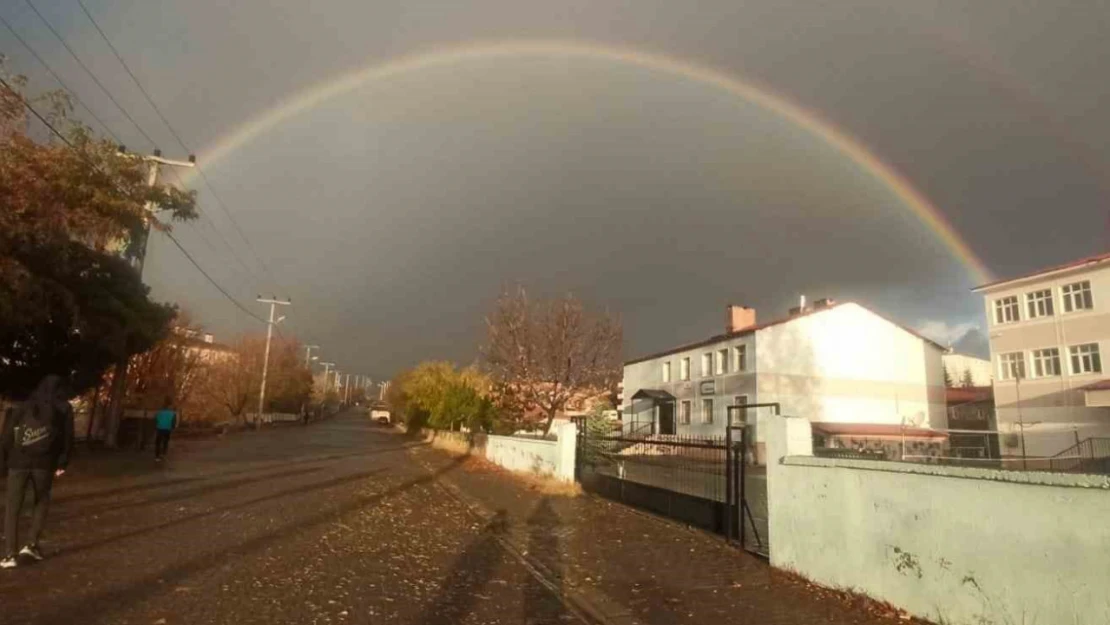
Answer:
[{"xmin": 726, "ymin": 305, "xmax": 757, "ymax": 333}]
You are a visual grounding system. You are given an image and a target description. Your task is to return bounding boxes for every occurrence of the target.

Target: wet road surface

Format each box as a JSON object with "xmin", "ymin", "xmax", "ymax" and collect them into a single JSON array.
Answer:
[{"xmin": 1, "ymin": 412, "xmax": 577, "ymax": 625}]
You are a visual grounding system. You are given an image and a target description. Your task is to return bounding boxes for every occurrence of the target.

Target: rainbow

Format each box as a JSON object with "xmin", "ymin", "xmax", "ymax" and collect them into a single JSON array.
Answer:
[{"xmin": 186, "ymin": 40, "xmax": 992, "ymax": 283}]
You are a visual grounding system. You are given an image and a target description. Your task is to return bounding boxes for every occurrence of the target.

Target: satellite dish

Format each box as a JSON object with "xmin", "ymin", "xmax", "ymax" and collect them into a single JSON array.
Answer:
[{"xmin": 907, "ymin": 412, "xmax": 926, "ymax": 428}]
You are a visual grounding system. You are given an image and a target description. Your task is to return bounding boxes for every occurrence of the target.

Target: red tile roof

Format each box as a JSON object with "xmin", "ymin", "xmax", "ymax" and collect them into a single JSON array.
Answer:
[
  {"xmin": 973, "ymin": 251, "xmax": 1110, "ymax": 292},
  {"xmin": 945, "ymin": 386, "xmax": 993, "ymax": 406}
]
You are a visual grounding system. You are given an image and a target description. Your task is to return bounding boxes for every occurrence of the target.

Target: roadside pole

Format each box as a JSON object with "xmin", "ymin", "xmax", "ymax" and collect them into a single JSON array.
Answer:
[
  {"xmin": 256, "ymin": 297, "xmax": 291, "ymax": 428},
  {"xmin": 104, "ymin": 150, "xmax": 195, "ymax": 448}
]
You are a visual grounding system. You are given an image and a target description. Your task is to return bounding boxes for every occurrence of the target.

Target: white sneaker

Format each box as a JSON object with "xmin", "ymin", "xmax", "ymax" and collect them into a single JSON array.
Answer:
[
  {"xmin": 0, "ymin": 556, "xmax": 16, "ymax": 569},
  {"xmin": 19, "ymin": 545, "xmax": 43, "ymax": 561}
]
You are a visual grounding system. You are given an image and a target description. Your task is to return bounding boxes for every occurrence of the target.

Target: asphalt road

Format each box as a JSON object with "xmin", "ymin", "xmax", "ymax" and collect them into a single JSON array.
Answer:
[{"xmin": 0, "ymin": 412, "xmax": 583, "ymax": 625}]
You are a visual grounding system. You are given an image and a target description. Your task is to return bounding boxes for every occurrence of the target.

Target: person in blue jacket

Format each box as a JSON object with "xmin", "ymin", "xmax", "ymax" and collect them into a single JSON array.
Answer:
[{"xmin": 154, "ymin": 399, "xmax": 177, "ymax": 462}]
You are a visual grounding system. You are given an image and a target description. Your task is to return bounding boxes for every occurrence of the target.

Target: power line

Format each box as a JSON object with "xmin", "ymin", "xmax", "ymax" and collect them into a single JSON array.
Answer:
[
  {"xmin": 163, "ymin": 167, "xmax": 266, "ymax": 288},
  {"xmin": 23, "ymin": 0, "xmax": 157, "ymax": 148},
  {"xmin": 74, "ymin": 0, "xmax": 290, "ymax": 300},
  {"xmin": 0, "ymin": 11, "xmax": 121, "ymax": 144},
  {"xmin": 0, "ymin": 74, "xmax": 266, "ymax": 325}
]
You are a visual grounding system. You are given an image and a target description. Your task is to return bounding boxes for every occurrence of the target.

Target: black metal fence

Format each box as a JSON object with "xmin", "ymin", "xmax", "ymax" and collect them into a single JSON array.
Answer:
[
  {"xmin": 575, "ymin": 422, "xmax": 767, "ymax": 556},
  {"xmin": 1048, "ymin": 437, "xmax": 1110, "ymax": 474}
]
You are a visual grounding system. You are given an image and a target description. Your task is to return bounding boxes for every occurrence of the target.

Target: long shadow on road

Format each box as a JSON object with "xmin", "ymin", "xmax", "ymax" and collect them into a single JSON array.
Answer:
[
  {"xmin": 52, "ymin": 443, "xmax": 425, "ymax": 504},
  {"xmin": 53, "ymin": 465, "xmax": 325, "ymax": 521},
  {"xmin": 416, "ymin": 511, "xmax": 509, "ymax": 625},
  {"xmin": 29, "ymin": 455, "xmax": 467, "ymax": 625},
  {"xmin": 55, "ymin": 468, "xmax": 387, "ymax": 559}
]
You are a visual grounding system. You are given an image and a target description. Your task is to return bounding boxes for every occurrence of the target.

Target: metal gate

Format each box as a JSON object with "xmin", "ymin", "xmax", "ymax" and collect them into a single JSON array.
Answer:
[{"xmin": 574, "ymin": 407, "xmax": 772, "ymax": 556}]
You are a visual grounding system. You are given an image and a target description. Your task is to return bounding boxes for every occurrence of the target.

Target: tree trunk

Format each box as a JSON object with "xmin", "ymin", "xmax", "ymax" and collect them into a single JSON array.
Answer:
[
  {"xmin": 104, "ymin": 360, "xmax": 128, "ymax": 448},
  {"xmin": 542, "ymin": 406, "xmax": 558, "ymax": 436}
]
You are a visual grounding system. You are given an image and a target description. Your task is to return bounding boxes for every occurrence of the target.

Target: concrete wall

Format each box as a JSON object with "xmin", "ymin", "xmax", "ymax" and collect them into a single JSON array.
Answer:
[
  {"xmin": 424, "ymin": 423, "xmax": 577, "ymax": 482},
  {"xmin": 766, "ymin": 415, "xmax": 1110, "ymax": 625},
  {"xmin": 982, "ymin": 261, "xmax": 1110, "ymax": 456}
]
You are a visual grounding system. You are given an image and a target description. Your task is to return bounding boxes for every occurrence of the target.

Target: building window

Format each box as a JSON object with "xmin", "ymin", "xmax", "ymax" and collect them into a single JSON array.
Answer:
[
  {"xmin": 680, "ymin": 357, "xmax": 690, "ymax": 381},
  {"xmin": 662, "ymin": 361, "xmax": 671, "ymax": 383},
  {"xmin": 1069, "ymin": 343, "xmax": 1102, "ymax": 375},
  {"xmin": 701, "ymin": 353, "xmax": 712, "ymax": 377},
  {"xmin": 732, "ymin": 395, "xmax": 749, "ymax": 423},
  {"xmin": 701, "ymin": 398, "xmax": 714, "ymax": 424},
  {"xmin": 1026, "ymin": 289, "xmax": 1054, "ymax": 319},
  {"xmin": 716, "ymin": 349, "xmax": 729, "ymax": 375},
  {"xmin": 998, "ymin": 352, "xmax": 1025, "ymax": 381},
  {"xmin": 679, "ymin": 400, "xmax": 691, "ymax": 425},
  {"xmin": 1062, "ymin": 281, "xmax": 1093, "ymax": 313},
  {"xmin": 734, "ymin": 345, "xmax": 747, "ymax": 372},
  {"xmin": 993, "ymin": 296, "xmax": 1020, "ymax": 324},
  {"xmin": 1031, "ymin": 348, "xmax": 1061, "ymax": 378}
]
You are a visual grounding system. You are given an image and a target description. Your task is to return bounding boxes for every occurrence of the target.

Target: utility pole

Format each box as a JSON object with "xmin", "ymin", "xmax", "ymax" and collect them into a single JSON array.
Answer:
[
  {"xmin": 344, "ymin": 373, "xmax": 352, "ymax": 404},
  {"xmin": 304, "ymin": 344, "xmax": 319, "ymax": 368},
  {"xmin": 319, "ymin": 362, "xmax": 335, "ymax": 403},
  {"xmin": 104, "ymin": 149, "xmax": 195, "ymax": 448},
  {"xmin": 256, "ymin": 296, "xmax": 291, "ymax": 428}
]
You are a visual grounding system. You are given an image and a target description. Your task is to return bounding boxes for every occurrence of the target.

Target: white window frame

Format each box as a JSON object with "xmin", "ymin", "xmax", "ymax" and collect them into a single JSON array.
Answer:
[
  {"xmin": 998, "ymin": 351, "xmax": 1025, "ymax": 381},
  {"xmin": 701, "ymin": 398, "xmax": 714, "ymax": 424},
  {"xmin": 716, "ymin": 348, "xmax": 729, "ymax": 375},
  {"xmin": 701, "ymin": 353, "xmax": 712, "ymax": 377},
  {"xmin": 680, "ymin": 357, "xmax": 690, "ymax": 381},
  {"xmin": 1025, "ymin": 289, "xmax": 1054, "ymax": 319},
  {"xmin": 662, "ymin": 361, "xmax": 671, "ymax": 383},
  {"xmin": 1068, "ymin": 343, "xmax": 1102, "ymax": 375},
  {"xmin": 993, "ymin": 296, "xmax": 1020, "ymax": 324},
  {"xmin": 1061, "ymin": 281, "xmax": 1093, "ymax": 313},
  {"xmin": 679, "ymin": 400, "xmax": 692, "ymax": 425},
  {"xmin": 733, "ymin": 345, "xmax": 747, "ymax": 372},
  {"xmin": 732, "ymin": 395, "xmax": 749, "ymax": 423},
  {"xmin": 1030, "ymin": 347, "xmax": 1061, "ymax": 378}
]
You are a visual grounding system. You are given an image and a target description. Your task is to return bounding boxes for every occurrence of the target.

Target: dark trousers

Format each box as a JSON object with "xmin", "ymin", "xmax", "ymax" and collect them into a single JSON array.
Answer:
[
  {"xmin": 155, "ymin": 429, "xmax": 172, "ymax": 458},
  {"xmin": 4, "ymin": 469, "xmax": 53, "ymax": 556}
]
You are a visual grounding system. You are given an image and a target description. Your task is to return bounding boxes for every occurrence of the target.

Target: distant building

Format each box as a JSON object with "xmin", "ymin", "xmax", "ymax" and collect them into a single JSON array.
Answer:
[
  {"xmin": 172, "ymin": 327, "xmax": 234, "ymax": 363},
  {"xmin": 622, "ymin": 300, "xmax": 947, "ymax": 462},
  {"xmin": 942, "ymin": 352, "xmax": 993, "ymax": 387},
  {"xmin": 973, "ymin": 251, "xmax": 1110, "ymax": 457}
]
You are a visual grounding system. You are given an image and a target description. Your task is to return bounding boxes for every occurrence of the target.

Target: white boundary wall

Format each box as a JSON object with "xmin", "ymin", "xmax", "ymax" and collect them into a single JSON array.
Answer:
[
  {"xmin": 766, "ymin": 414, "xmax": 1110, "ymax": 625},
  {"xmin": 425, "ymin": 422, "xmax": 577, "ymax": 482}
]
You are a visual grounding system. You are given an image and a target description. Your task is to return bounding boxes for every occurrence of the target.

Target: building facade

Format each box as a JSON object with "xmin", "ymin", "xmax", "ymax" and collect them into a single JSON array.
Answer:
[
  {"xmin": 973, "ymin": 252, "xmax": 1110, "ymax": 457},
  {"xmin": 621, "ymin": 301, "xmax": 947, "ymax": 460}
]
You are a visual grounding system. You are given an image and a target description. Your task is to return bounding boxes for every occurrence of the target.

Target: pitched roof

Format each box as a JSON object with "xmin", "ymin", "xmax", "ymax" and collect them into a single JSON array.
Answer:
[
  {"xmin": 624, "ymin": 302, "xmax": 944, "ymax": 366},
  {"xmin": 972, "ymin": 251, "xmax": 1110, "ymax": 292}
]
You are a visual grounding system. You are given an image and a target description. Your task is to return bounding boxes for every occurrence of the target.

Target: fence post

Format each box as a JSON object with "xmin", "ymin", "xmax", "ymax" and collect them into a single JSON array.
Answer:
[{"xmin": 555, "ymin": 422, "xmax": 577, "ymax": 482}]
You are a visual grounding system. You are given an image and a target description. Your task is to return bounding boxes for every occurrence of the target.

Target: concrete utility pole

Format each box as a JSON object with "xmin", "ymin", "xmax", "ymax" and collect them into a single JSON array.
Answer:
[
  {"xmin": 104, "ymin": 149, "xmax": 195, "ymax": 448},
  {"xmin": 344, "ymin": 373, "xmax": 352, "ymax": 404},
  {"xmin": 319, "ymin": 362, "xmax": 335, "ymax": 399},
  {"xmin": 256, "ymin": 296, "xmax": 291, "ymax": 427},
  {"xmin": 304, "ymin": 344, "xmax": 319, "ymax": 368}
]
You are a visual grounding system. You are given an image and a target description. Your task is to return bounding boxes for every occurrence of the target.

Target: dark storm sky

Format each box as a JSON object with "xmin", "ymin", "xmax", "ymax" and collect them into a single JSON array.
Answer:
[{"xmin": 3, "ymin": 0, "xmax": 1107, "ymax": 379}]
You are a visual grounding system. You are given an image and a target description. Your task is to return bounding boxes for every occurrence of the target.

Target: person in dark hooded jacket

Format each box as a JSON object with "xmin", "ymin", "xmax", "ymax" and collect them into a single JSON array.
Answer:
[{"xmin": 1, "ymin": 375, "xmax": 75, "ymax": 568}]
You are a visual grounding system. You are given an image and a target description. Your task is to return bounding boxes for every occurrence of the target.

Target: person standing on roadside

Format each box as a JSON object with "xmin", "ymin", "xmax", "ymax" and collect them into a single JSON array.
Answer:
[
  {"xmin": 153, "ymin": 399, "xmax": 177, "ymax": 462},
  {"xmin": 1, "ymin": 374, "xmax": 74, "ymax": 568}
]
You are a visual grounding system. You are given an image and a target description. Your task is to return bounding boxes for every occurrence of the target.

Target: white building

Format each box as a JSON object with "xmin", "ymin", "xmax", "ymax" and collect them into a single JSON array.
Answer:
[
  {"xmin": 941, "ymin": 352, "xmax": 993, "ymax": 387},
  {"xmin": 972, "ymin": 251, "xmax": 1110, "ymax": 458},
  {"xmin": 622, "ymin": 300, "xmax": 947, "ymax": 461}
]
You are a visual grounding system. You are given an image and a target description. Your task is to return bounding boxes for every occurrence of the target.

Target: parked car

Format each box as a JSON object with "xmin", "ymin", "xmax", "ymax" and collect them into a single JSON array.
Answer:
[{"xmin": 370, "ymin": 408, "xmax": 391, "ymax": 425}]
